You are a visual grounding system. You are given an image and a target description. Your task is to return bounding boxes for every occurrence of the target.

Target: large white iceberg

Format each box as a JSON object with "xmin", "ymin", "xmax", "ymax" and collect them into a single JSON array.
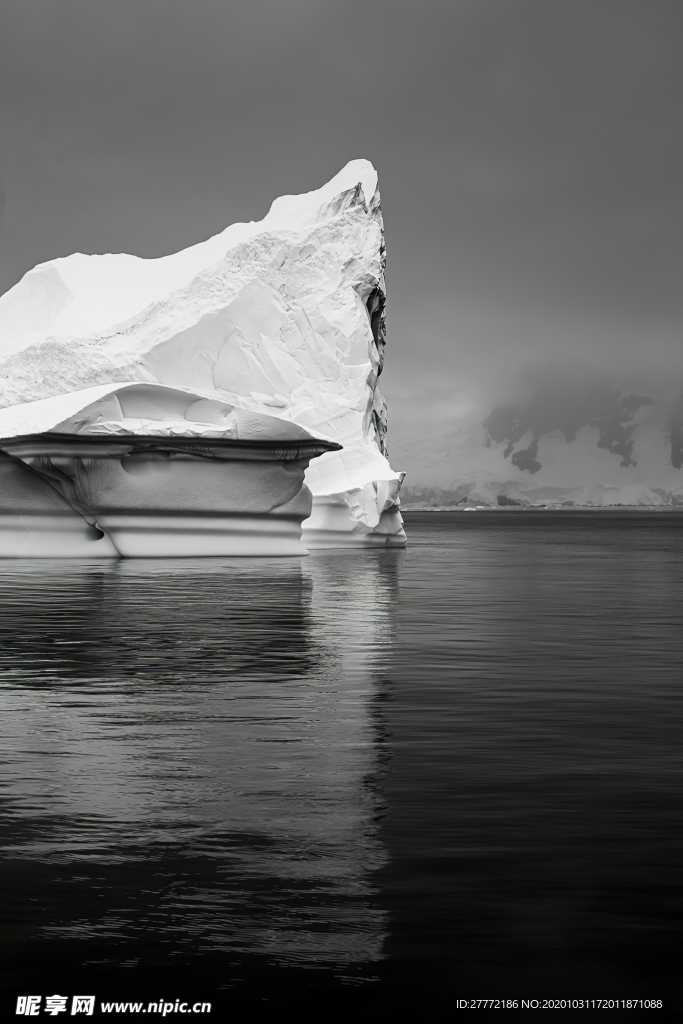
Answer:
[{"xmin": 0, "ymin": 159, "xmax": 406, "ymax": 555}]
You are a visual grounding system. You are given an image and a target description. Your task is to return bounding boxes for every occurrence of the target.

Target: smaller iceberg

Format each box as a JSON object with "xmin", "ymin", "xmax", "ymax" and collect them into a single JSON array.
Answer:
[{"xmin": 0, "ymin": 383, "xmax": 339, "ymax": 556}]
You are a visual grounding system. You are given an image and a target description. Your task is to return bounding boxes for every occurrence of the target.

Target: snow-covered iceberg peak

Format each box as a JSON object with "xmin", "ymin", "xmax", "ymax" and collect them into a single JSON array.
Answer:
[{"xmin": 0, "ymin": 159, "xmax": 406, "ymax": 553}]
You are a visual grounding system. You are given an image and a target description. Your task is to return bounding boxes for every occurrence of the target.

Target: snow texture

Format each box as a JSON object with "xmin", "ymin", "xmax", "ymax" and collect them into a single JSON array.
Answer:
[{"xmin": 0, "ymin": 159, "xmax": 406, "ymax": 549}]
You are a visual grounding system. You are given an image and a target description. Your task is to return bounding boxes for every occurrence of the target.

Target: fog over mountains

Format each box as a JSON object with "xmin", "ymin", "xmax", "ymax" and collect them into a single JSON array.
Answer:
[{"xmin": 393, "ymin": 361, "xmax": 683, "ymax": 507}]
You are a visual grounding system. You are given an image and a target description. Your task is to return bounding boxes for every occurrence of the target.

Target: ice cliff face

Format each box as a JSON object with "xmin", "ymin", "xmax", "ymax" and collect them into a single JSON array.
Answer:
[
  {"xmin": 0, "ymin": 159, "xmax": 405, "ymax": 549},
  {"xmin": 396, "ymin": 378, "xmax": 683, "ymax": 508}
]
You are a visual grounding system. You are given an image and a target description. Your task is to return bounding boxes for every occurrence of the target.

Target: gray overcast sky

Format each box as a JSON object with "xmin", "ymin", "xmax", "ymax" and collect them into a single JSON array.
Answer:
[{"xmin": 1, "ymin": 0, "xmax": 682, "ymax": 432}]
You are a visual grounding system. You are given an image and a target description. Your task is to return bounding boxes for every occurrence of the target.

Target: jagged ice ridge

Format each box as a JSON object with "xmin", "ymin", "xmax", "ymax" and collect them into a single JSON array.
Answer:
[{"xmin": 0, "ymin": 160, "xmax": 406, "ymax": 555}]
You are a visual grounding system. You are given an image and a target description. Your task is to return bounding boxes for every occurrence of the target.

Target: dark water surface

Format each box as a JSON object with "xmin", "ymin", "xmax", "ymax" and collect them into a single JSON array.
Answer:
[{"xmin": 1, "ymin": 511, "xmax": 683, "ymax": 1018}]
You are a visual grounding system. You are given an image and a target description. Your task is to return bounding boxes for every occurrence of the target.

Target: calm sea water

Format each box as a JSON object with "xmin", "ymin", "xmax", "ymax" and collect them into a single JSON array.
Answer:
[{"xmin": 1, "ymin": 511, "xmax": 683, "ymax": 1017}]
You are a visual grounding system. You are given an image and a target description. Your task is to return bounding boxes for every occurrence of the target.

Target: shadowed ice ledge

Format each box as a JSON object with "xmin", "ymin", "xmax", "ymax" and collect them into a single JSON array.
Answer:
[{"xmin": 0, "ymin": 384, "xmax": 342, "ymax": 557}]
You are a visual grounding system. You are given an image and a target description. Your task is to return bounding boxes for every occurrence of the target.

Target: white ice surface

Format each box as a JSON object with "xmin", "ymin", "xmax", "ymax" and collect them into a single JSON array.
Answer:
[
  {"xmin": 0, "ymin": 159, "xmax": 404, "ymax": 542},
  {"xmin": 0, "ymin": 382, "xmax": 322, "ymax": 443}
]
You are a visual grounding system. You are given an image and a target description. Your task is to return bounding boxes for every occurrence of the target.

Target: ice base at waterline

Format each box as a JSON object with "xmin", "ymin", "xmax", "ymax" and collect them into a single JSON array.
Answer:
[{"xmin": 0, "ymin": 384, "xmax": 339, "ymax": 557}]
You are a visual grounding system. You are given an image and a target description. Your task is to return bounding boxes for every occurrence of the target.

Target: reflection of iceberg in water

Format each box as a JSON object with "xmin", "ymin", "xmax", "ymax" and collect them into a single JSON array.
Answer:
[{"xmin": 0, "ymin": 551, "xmax": 399, "ymax": 967}]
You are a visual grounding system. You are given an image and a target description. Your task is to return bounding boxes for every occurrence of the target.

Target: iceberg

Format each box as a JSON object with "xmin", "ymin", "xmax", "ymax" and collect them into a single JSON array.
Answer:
[
  {"xmin": 0, "ymin": 160, "xmax": 406, "ymax": 555},
  {"xmin": 0, "ymin": 382, "xmax": 340, "ymax": 556}
]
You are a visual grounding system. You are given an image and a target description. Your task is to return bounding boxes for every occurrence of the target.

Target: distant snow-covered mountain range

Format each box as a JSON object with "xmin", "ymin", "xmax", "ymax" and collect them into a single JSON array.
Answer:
[{"xmin": 392, "ymin": 378, "xmax": 683, "ymax": 507}]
